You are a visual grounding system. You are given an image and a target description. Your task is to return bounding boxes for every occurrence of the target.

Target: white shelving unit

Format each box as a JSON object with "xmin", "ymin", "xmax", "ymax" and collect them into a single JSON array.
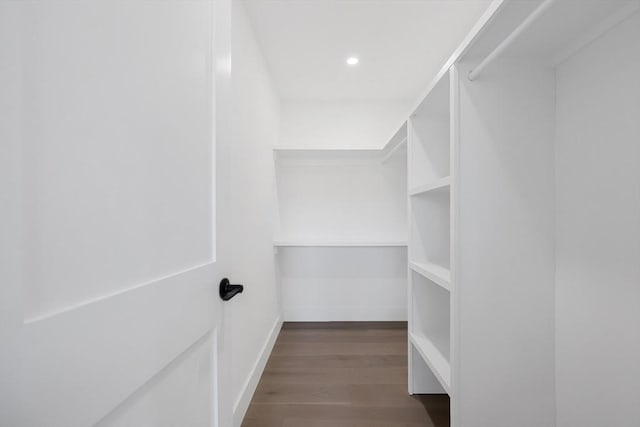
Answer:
[
  {"xmin": 407, "ymin": 68, "xmax": 453, "ymax": 397},
  {"xmin": 405, "ymin": 1, "xmax": 640, "ymax": 426},
  {"xmin": 273, "ymin": 121, "xmax": 408, "ymax": 165}
]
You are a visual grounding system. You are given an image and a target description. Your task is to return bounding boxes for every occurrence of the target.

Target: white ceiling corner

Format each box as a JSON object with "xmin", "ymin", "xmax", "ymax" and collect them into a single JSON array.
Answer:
[{"xmin": 242, "ymin": 0, "xmax": 493, "ymax": 101}]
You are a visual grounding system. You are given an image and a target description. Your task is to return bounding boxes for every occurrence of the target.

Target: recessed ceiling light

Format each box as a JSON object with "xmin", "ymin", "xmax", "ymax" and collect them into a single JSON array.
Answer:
[{"xmin": 346, "ymin": 57, "xmax": 359, "ymax": 66}]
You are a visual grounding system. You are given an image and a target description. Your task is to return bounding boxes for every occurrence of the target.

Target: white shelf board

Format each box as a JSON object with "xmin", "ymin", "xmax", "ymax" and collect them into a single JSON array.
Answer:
[
  {"xmin": 410, "ymin": 332, "xmax": 451, "ymax": 394},
  {"xmin": 273, "ymin": 146, "xmax": 381, "ymax": 152},
  {"xmin": 409, "ymin": 177, "xmax": 451, "ymax": 196},
  {"xmin": 273, "ymin": 137, "xmax": 408, "ymax": 164},
  {"xmin": 409, "ymin": 260, "xmax": 451, "ymax": 291},
  {"xmin": 274, "ymin": 240, "xmax": 408, "ymax": 247},
  {"xmin": 273, "ymin": 147, "xmax": 381, "ymax": 161}
]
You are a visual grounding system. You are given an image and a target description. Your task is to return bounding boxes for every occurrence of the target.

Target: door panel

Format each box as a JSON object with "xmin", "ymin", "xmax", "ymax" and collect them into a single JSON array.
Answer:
[
  {"xmin": 14, "ymin": 0, "xmax": 214, "ymax": 320},
  {"xmin": 21, "ymin": 265, "xmax": 218, "ymax": 426},
  {"xmin": 95, "ymin": 332, "xmax": 217, "ymax": 427},
  {"xmin": 0, "ymin": 1, "xmax": 232, "ymax": 426}
]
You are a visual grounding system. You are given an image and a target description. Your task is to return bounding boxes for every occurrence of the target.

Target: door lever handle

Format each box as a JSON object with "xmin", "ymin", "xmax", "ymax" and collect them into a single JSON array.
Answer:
[{"xmin": 219, "ymin": 278, "xmax": 244, "ymax": 301}]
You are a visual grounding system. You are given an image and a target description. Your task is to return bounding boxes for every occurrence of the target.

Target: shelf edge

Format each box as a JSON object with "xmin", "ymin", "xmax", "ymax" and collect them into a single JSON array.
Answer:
[
  {"xmin": 274, "ymin": 241, "xmax": 408, "ymax": 247},
  {"xmin": 409, "ymin": 176, "xmax": 451, "ymax": 196},
  {"xmin": 409, "ymin": 261, "xmax": 451, "ymax": 292}
]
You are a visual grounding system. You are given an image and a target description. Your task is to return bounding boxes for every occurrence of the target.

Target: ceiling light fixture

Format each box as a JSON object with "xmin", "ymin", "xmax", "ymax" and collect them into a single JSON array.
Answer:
[{"xmin": 346, "ymin": 57, "xmax": 359, "ymax": 66}]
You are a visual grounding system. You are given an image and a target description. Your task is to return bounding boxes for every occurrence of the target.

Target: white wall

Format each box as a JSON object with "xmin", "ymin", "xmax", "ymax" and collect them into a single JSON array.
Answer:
[
  {"xmin": 275, "ymin": 153, "xmax": 408, "ymax": 243},
  {"xmin": 555, "ymin": 10, "xmax": 640, "ymax": 427},
  {"xmin": 281, "ymin": 100, "xmax": 409, "ymax": 148},
  {"xmin": 230, "ymin": 2, "xmax": 282, "ymax": 425},
  {"xmin": 279, "ymin": 246, "xmax": 408, "ymax": 321}
]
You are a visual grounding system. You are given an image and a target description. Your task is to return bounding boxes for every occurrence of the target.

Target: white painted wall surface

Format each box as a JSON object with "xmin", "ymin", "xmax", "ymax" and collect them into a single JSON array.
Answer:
[
  {"xmin": 555, "ymin": 10, "xmax": 640, "ymax": 427},
  {"xmin": 279, "ymin": 246, "xmax": 408, "ymax": 321},
  {"xmin": 230, "ymin": 2, "xmax": 282, "ymax": 425},
  {"xmin": 275, "ymin": 154, "xmax": 408, "ymax": 243},
  {"xmin": 281, "ymin": 101, "xmax": 409, "ymax": 148}
]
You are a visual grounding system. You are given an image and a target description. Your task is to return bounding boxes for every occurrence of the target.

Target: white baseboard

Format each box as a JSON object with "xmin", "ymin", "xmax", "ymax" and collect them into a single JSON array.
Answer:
[
  {"xmin": 233, "ymin": 315, "xmax": 283, "ymax": 427},
  {"xmin": 283, "ymin": 306, "xmax": 407, "ymax": 322}
]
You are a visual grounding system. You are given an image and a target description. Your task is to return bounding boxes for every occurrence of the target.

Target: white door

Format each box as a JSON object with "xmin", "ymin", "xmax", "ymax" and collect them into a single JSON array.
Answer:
[{"xmin": 0, "ymin": 0, "xmax": 234, "ymax": 426}]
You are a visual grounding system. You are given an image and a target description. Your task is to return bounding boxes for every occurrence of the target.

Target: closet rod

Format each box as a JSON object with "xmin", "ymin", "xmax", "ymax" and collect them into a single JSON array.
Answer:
[{"xmin": 468, "ymin": 0, "xmax": 557, "ymax": 81}]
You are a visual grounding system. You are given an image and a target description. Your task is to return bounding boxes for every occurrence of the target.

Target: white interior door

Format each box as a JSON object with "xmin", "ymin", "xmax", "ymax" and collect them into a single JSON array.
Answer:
[{"xmin": 0, "ymin": 0, "xmax": 233, "ymax": 425}]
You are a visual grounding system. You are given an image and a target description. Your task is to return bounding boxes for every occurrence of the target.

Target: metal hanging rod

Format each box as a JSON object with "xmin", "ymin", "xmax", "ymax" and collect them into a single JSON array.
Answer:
[{"xmin": 468, "ymin": 0, "xmax": 558, "ymax": 81}]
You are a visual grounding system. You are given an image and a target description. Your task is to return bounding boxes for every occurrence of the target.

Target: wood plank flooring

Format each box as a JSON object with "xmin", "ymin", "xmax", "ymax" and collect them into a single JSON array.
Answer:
[{"xmin": 242, "ymin": 322, "xmax": 449, "ymax": 427}]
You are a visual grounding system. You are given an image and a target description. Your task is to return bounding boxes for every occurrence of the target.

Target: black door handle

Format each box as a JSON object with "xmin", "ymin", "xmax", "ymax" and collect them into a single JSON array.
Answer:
[{"xmin": 219, "ymin": 278, "xmax": 244, "ymax": 301}]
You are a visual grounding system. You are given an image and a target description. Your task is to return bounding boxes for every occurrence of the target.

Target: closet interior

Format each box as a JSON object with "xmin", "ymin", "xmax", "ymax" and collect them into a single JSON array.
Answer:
[{"xmin": 271, "ymin": 0, "xmax": 640, "ymax": 425}]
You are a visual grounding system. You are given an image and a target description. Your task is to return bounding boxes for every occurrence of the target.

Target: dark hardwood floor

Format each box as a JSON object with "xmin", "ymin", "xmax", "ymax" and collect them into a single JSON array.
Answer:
[{"xmin": 241, "ymin": 322, "xmax": 449, "ymax": 427}]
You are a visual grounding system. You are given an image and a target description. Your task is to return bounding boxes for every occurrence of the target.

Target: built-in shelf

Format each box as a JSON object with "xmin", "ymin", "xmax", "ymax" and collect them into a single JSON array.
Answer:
[
  {"xmin": 409, "ymin": 260, "xmax": 451, "ymax": 291},
  {"xmin": 273, "ymin": 146, "xmax": 382, "ymax": 152},
  {"xmin": 409, "ymin": 176, "xmax": 451, "ymax": 197},
  {"xmin": 273, "ymin": 121, "xmax": 408, "ymax": 165},
  {"xmin": 273, "ymin": 147, "xmax": 382, "ymax": 162},
  {"xmin": 274, "ymin": 240, "xmax": 408, "ymax": 247},
  {"xmin": 410, "ymin": 332, "xmax": 451, "ymax": 394}
]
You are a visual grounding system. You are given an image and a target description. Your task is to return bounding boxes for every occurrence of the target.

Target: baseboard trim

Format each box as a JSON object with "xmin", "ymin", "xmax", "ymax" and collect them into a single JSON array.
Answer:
[
  {"xmin": 282, "ymin": 321, "xmax": 407, "ymax": 330},
  {"xmin": 232, "ymin": 315, "xmax": 283, "ymax": 427},
  {"xmin": 283, "ymin": 306, "xmax": 407, "ymax": 322}
]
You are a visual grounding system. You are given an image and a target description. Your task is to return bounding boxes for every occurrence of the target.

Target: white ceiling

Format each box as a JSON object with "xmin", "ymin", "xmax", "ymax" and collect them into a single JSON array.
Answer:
[{"xmin": 243, "ymin": 0, "xmax": 492, "ymax": 101}]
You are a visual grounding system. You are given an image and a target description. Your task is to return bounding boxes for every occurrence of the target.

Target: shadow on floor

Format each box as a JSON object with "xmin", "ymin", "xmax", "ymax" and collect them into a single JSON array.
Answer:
[{"xmin": 413, "ymin": 394, "xmax": 450, "ymax": 427}]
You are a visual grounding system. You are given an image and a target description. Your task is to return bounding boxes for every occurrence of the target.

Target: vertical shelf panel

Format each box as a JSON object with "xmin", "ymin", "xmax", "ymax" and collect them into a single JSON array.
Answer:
[{"xmin": 454, "ymin": 58, "xmax": 556, "ymax": 427}]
